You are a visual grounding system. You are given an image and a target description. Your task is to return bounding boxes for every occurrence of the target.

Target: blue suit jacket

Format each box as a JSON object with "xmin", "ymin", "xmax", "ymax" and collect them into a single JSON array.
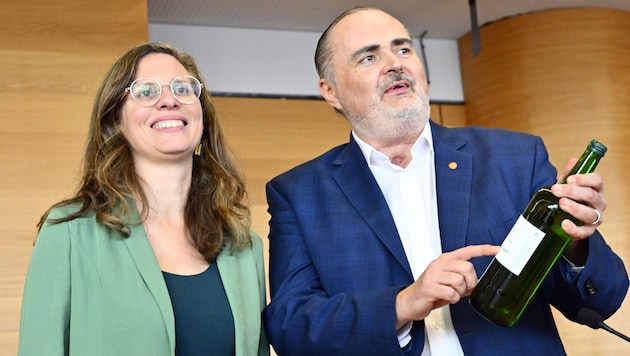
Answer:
[{"xmin": 262, "ymin": 122, "xmax": 628, "ymax": 355}]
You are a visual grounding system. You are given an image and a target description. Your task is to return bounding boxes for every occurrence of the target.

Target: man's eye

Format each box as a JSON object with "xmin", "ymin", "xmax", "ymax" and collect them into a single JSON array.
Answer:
[
  {"xmin": 397, "ymin": 48, "xmax": 411, "ymax": 55},
  {"xmin": 361, "ymin": 55, "xmax": 375, "ymax": 63}
]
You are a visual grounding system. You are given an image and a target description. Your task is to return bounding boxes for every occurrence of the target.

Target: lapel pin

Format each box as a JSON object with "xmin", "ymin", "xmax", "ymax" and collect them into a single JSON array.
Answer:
[{"xmin": 448, "ymin": 162, "xmax": 458, "ymax": 170}]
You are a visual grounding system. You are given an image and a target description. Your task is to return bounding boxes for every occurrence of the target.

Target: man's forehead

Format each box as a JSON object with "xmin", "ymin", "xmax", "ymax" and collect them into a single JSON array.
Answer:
[
  {"xmin": 330, "ymin": 10, "xmax": 410, "ymax": 47},
  {"xmin": 335, "ymin": 9, "xmax": 404, "ymax": 29}
]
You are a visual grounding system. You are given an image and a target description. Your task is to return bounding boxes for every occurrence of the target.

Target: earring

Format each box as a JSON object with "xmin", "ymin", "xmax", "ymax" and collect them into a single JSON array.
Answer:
[{"xmin": 194, "ymin": 143, "xmax": 202, "ymax": 156}]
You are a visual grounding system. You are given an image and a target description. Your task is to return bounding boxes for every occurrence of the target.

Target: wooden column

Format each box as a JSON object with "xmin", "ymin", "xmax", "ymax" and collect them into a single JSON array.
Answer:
[{"xmin": 459, "ymin": 7, "xmax": 630, "ymax": 354}]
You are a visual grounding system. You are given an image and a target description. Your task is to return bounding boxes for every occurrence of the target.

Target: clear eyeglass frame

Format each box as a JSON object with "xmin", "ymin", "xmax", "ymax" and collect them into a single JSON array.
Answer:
[{"xmin": 125, "ymin": 75, "xmax": 203, "ymax": 107}]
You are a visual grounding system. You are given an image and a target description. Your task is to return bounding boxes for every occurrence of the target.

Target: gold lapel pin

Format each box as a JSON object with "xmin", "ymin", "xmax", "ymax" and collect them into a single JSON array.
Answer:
[{"xmin": 448, "ymin": 162, "xmax": 458, "ymax": 170}]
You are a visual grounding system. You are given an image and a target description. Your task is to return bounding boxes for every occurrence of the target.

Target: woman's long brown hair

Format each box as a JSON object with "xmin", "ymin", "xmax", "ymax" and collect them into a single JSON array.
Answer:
[{"xmin": 38, "ymin": 42, "xmax": 251, "ymax": 258}]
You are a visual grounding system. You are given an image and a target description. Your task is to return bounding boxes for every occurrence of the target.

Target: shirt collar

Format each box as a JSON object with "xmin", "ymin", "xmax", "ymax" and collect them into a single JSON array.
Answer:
[{"xmin": 352, "ymin": 121, "xmax": 434, "ymax": 167}]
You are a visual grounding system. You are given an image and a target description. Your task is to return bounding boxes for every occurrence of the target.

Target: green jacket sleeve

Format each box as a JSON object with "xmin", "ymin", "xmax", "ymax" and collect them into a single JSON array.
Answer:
[{"xmin": 19, "ymin": 218, "xmax": 72, "ymax": 355}]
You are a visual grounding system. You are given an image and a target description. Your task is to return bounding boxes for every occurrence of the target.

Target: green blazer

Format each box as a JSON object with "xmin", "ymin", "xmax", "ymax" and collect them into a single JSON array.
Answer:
[{"xmin": 18, "ymin": 205, "xmax": 269, "ymax": 356}]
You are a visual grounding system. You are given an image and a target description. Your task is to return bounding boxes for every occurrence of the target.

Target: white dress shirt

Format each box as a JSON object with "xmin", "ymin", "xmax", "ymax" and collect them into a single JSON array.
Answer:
[{"xmin": 353, "ymin": 123, "xmax": 465, "ymax": 355}]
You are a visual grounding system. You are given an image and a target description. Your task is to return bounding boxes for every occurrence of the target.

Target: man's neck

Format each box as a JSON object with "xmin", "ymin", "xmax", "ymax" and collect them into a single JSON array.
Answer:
[{"xmin": 358, "ymin": 132, "xmax": 422, "ymax": 168}]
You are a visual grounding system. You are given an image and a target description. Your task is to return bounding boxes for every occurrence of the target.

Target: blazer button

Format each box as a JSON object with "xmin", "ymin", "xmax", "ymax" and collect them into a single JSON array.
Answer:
[{"xmin": 584, "ymin": 278, "xmax": 598, "ymax": 295}]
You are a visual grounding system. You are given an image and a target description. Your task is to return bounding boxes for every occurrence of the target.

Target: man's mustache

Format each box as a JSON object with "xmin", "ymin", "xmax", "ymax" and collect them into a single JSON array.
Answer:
[{"xmin": 378, "ymin": 73, "xmax": 417, "ymax": 94}]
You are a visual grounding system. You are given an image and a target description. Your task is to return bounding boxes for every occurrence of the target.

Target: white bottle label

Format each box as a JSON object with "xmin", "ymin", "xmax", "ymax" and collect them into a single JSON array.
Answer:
[{"xmin": 495, "ymin": 215, "xmax": 545, "ymax": 276}]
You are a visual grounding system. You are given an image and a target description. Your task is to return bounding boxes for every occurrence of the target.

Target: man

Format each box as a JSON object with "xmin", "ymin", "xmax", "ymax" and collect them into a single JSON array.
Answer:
[{"xmin": 262, "ymin": 6, "xmax": 628, "ymax": 355}]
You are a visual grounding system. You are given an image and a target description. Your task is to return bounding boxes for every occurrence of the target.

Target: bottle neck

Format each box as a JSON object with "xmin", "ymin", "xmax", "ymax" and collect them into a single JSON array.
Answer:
[{"xmin": 559, "ymin": 150, "xmax": 603, "ymax": 184}]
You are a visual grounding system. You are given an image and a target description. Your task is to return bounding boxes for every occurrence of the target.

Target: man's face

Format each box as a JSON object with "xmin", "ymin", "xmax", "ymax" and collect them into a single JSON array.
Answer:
[{"xmin": 320, "ymin": 9, "xmax": 430, "ymax": 142}]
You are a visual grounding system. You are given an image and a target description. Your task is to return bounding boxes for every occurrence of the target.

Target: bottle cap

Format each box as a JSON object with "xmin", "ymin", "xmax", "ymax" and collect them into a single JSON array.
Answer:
[{"xmin": 588, "ymin": 140, "xmax": 607, "ymax": 156}]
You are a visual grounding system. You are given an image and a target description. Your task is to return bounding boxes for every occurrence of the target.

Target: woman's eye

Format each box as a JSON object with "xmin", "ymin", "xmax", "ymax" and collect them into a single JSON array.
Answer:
[
  {"xmin": 173, "ymin": 84, "xmax": 192, "ymax": 95},
  {"xmin": 135, "ymin": 85, "xmax": 158, "ymax": 98}
]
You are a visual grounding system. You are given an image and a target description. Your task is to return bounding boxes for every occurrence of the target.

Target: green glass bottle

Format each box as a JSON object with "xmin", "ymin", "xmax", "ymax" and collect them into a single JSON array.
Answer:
[{"xmin": 469, "ymin": 139, "xmax": 607, "ymax": 327}]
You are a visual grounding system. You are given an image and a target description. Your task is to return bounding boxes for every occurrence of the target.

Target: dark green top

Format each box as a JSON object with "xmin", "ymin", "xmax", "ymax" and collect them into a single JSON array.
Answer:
[{"xmin": 163, "ymin": 263, "xmax": 235, "ymax": 355}]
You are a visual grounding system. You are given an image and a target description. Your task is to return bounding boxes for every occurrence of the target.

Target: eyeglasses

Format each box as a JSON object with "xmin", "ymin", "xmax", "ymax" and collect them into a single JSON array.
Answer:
[{"xmin": 125, "ymin": 76, "xmax": 203, "ymax": 106}]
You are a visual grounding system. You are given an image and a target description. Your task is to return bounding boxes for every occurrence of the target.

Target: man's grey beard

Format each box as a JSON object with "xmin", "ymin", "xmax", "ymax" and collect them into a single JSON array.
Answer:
[{"xmin": 342, "ymin": 88, "xmax": 430, "ymax": 140}]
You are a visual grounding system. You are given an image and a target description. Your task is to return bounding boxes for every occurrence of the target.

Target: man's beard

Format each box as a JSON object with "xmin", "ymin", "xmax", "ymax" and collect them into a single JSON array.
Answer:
[{"xmin": 341, "ymin": 74, "xmax": 430, "ymax": 140}]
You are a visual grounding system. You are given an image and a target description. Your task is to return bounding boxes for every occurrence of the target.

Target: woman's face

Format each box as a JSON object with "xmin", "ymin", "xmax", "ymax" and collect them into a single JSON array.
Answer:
[{"xmin": 118, "ymin": 53, "xmax": 204, "ymax": 166}]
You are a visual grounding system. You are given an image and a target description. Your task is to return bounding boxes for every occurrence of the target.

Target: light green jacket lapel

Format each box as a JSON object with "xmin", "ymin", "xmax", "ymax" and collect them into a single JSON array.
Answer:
[
  {"xmin": 217, "ymin": 235, "xmax": 269, "ymax": 356},
  {"xmin": 19, "ymin": 206, "xmax": 269, "ymax": 356},
  {"xmin": 124, "ymin": 222, "xmax": 177, "ymax": 352}
]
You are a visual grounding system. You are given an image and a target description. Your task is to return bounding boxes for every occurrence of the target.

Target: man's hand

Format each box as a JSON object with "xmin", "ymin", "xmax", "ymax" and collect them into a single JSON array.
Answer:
[
  {"xmin": 552, "ymin": 158, "xmax": 607, "ymax": 265},
  {"xmin": 395, "ymin": 244, "xmax": 499, "ymax": 329}
]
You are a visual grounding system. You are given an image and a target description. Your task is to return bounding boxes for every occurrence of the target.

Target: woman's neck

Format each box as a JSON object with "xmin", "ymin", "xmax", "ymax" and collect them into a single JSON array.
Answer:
[{"xmin": 134, "ymin": 158, "xmax": 193, "ymax": 218}]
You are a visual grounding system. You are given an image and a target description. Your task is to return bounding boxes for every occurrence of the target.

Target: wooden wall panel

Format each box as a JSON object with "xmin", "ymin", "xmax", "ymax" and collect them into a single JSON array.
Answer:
[
  {"xmin": 0, "ymin": 0, "xmax": 148, "ymax": 354},
  {"xmin": 434, "ymin": 103, "xmax": 467, "ymax": 128},
  {"xmin": 213, "ymin": 97, "xmax": 350, "ymax": 238},
  {"xmin": 459, "ymin": 7, "xmax": 630, "ymax": 355}
]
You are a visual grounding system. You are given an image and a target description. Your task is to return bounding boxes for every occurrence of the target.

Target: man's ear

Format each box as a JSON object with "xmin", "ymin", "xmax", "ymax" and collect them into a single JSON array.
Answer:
[{"xmin": 319, "ymin": 78, "xmax": 343, "ymax": 111}]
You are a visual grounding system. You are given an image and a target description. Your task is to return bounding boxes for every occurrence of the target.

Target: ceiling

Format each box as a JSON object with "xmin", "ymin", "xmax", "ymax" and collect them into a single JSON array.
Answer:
[{"xmin": 147, "ymin": 0, "xmax": 630, "ymax": 40}]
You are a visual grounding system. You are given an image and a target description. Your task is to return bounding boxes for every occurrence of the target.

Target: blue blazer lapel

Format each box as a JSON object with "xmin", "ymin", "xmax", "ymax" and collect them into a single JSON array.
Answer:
[
  {"xmin": 432, "ymin": 123, "xmax": 473, "ymax": 253},
  {"xmin": 331, "ymin": 136, "xmax": 413, "ymax": 279}
]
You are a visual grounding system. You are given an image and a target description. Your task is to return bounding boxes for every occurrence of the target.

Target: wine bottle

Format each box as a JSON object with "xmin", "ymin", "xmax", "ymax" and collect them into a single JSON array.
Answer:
[{"xmin": 469, "ymin": 139, "xmax": 607, "ymax": 327}]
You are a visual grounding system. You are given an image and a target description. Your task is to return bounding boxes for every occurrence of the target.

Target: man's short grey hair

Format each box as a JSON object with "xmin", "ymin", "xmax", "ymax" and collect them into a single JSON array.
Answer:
[{"xmin": 314, "ymin": 6, "xmax": 377, "ymax": 83}]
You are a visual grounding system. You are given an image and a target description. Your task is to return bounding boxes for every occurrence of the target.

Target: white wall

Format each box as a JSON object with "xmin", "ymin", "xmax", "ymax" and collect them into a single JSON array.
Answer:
[{"xmin": 149, "ymin": 24, "xmax": 464, "ymax": 103}]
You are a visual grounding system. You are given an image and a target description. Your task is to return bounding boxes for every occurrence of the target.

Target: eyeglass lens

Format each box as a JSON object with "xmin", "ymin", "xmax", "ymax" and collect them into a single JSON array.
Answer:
[{"xmin": 128, "ymin": 76, "xmax": 202, "ymax": 106}]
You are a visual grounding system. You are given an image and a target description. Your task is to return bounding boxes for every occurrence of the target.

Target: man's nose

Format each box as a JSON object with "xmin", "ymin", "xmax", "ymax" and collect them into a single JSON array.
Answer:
[{"xmin": 384, "ymin": 52, "xmax": 403, "ymax": 73}]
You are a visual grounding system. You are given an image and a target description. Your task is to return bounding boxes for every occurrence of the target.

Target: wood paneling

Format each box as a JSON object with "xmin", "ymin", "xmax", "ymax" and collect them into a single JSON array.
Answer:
[
  {"xmin": 0, "ymin": 0, "xmax": 148, "ymax": 354},
  {"xmin": 214, "ymin": 97, "xmax": 351, "ymax": 206},
  {"xmin": 459, "ymin": 7, "xmax": 630, "ymax": 355},
  {"xmin": 433, "ymin": 103, "xmax": 467, "ymax": 128}
]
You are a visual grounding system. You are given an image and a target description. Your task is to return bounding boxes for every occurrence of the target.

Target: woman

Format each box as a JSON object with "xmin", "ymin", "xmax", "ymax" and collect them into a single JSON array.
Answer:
[{"xmin": 18, "ymin": 43, "xmax": 269, "ymax": 355}]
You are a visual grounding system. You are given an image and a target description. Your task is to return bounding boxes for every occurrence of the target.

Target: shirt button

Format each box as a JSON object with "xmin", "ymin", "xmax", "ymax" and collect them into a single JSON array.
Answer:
[{"xmin": 431, "ymin": 319, "xmax": 444, "ymax": 331}]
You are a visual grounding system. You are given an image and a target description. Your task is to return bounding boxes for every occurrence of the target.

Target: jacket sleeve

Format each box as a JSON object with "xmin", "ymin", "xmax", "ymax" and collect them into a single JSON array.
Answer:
[
  {"xmin": 18, "ymin": 219, "xmax": 72, "ymax": 356},
  {"xmin": 543, "ymin": 231, "xmax": 628, "ymax": 321}
]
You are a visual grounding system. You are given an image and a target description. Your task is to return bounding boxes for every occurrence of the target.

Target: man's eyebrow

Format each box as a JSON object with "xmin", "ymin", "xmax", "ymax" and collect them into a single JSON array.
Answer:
[
  {"xmin": 350, "ymin": 38, "xmax": 413, "ymax": 61},
  {"xmin": 392, "ymin": 38, "xmax": 413, "ymax": 47},
  {"xmin": 351, "ymin": 44, "xmax": 380, "ymax": 61}
]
